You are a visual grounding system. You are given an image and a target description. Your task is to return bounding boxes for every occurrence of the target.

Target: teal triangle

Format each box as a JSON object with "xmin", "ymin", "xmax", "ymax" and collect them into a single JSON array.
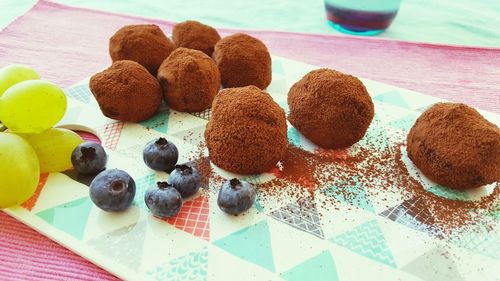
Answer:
[
  {"xmin": 214, "ymin": 220, "xmax": 275, "ymax": 272},
  {"xmin": 374, "ymin": 90, "xmax": 410, "ymax": 109},
  {"xmin": 427, "ymin": 184, "xmax": 468, "ymax": 201},
  {"xmin": 279, "ymin": 101, "xmax": 289, "ymax": 114},
  {"xmin": 324, "ymin": 177, "xmax": 375, "ymax": 213},
  {"xmin": 37, "ymin": 197, "xmax": 93, "ymax": 240},
  {"xmin": 272, "ymin": 58, "xmax": 284, "ymax": 75},
  {"xmin": 139, "ymin": 110, "xmax": 170, "ymax": 133},
  {"xmin": 288, "ymin": 127, "xmax": 301, "ymax": 147},
  {"xmin": 387, "ymin": 114, "xmax": 417, "ymax": 131},
  {"xmin": 331, "ymin": 220, "xmax": 397, "ymax": 268},
  {"xmin": 281, "ymin": 251, "xmax": 339, "ymax": 281},
  {"xmin": 133, "ymin": 174, "xmax": 157, "ymax": 210}
]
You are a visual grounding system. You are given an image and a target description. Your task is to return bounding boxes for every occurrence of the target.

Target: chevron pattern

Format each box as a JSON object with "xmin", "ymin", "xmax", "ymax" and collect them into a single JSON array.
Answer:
[
  {"xmin": 331, "ymin": 220, "xmax": 397, "ymax": 268},
  {"xmin": 269, "ymin": 200, "xmax": 324, "ymax": 239}
]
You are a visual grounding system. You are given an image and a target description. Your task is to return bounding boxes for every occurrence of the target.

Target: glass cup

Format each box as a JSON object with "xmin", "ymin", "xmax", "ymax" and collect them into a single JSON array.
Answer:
[{"xmin": 325, "ymin": 0, "xmax": 402, "ymax": 35}]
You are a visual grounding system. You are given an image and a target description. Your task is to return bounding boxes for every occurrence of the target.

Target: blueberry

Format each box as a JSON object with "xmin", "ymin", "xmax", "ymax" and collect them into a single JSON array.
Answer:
[
  {"xmin": 89, "ymin": 169, "xmax": 136, "ymax": 212},
  {"xmin": 169, "ymin": 164, "xmax": 201, "ymax": 198},
  {"xmin": 145, "ymin": 182, "xmax": 182, "ymax": 218},
  {"xmin": 143, "ymin": 137, "xmax": 178, "ymax": 172},
  {"xmin": 217, "ymin": 179, "xmax": 256, "ymax": 215},
  {"xmin": 71, "ymin": 142, "xmax": 107, "ymax": 175}
]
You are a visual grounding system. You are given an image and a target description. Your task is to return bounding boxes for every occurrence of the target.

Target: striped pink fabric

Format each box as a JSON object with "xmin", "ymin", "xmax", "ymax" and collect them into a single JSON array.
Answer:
[{"xmin": 0, "ymin": 1, "xmax": 499, "ymax": 280}]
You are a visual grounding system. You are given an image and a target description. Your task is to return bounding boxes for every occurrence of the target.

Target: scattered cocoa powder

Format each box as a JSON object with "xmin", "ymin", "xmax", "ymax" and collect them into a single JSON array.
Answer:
[
  {"xmin": 407, "ymin": 102, "xmax": 500, "ymax": 190},
  {"xmin": 157, "ymin": 48, "xmax": 221, "ymax": 112},
  {"xmin": 109, "ymin": 24, "xmax": 175, "ymax": 75},
  {"xmin": 204, "ymin": 86, "xmax": 287, "ymax": 174},
  {"xmin": 213, "ymin": 33, "xmax": 272, "ymax": 89},
  {"xmin": 288, "ymin": 68, "xmax": 375, "ymax": 149},
  {"xmin": 89, "ymin": 60, "xmax": 162, "ymax": 122},
  {"xmin": 172, "ymin": 20, "xmax": 221, "ymax": 56}
]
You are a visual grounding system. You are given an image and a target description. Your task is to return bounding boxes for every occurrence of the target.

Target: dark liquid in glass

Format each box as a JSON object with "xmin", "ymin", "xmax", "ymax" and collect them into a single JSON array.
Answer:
[{"xmin": 325, "ymin": 2, "xmax": 398, "ymax": 32}]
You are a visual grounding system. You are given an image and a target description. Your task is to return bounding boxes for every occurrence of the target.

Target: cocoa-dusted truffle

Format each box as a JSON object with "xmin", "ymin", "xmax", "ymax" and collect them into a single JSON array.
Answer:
[
  {"xmin": 172, "ymin": 20, "xmax": 221, "ymax": 57},
  {"xmin": 288, "ymin": 68, "xmax": 374, "ymax": 149},
  {"xmin": 157, "ymin": 48, "xmax": 220, "ymax": 112},
  {"xmin": 109, "ymin": 24, "xmax": 175, "ymax": 75},
  {"xmin": 407, "ymin": 103, "xmax": 500, "ymax": 190},
  {"xmin": 89, "ymin": 60, "xmax": 162, "ymax": 122},
  {"xmin": 213, "ymin": 33, "xmax": 272, "ymax": 90},
  {"xmin": 205, "ymin": 86, "xmax": 287, "ymax": 174}
]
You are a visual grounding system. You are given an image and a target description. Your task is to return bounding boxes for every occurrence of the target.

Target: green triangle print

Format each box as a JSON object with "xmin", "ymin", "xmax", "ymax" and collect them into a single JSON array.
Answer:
[
  {"xmin": 139, "ymin": 109, "xmax": 170, "ymax": 133},
  {"xmin": 324, "ymin": 177, "xmax": 375, "ymax": 213},
  {"xmin": 37, "ymin": 196, "xmax": 93, "ymax": 240},
  {"xmin": 288, "ymin": 127, "xmax": 301, "ymax": 147},
  {"xmin": 272, "ymin": 58, "xmax": 284, "ymax": 75},
  {"xmin": 147, "ymin": 246, "xmax": 208, "ymax": 281},
  {"xmin": 427, "ymin": 184, "xmax": 468, "ymax": 201},
  {"xmin": 281, "ymin": 251, "xmax": 338, "ymax": 281},
  {"xmin": 387, "ymin": 114, "xmax": 417, "ymax": 131},
  {"xmin": 331, "ymin": 220, "xmax": 397, "ymax": 268},
  {"xmin": 374, "ymin": 90, "xmax": 410, "ymax": 109},
  {"xmin": 133, "ymin": 174, "xmax": 157, "ymax": 210},
  {"xmin": 214, "ymin": 220, "xmax": 275, "ymax": 272}
]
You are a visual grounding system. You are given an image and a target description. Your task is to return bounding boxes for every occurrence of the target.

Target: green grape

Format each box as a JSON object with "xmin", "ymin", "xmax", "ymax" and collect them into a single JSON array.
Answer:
[
  {"xmin": 0, "ymin": 64, "xmax": 40, "ymax": 96},
  {"xmin": 23, "ymin": 128, "xmax": 83, "ymax": 173},
  {"xmin": 0, "ymin": 80, "xmax": 67, "ymax": 133},
  {"xmin": 0, "ymin": 133, "xmax": 40, "ymax": 208}
]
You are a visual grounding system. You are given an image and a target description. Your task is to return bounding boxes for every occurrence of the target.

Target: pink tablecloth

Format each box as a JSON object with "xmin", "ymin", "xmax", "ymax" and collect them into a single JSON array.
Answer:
[{"xmin": 1, "ymin": 0, "xmax": 499, "ymax": 280}]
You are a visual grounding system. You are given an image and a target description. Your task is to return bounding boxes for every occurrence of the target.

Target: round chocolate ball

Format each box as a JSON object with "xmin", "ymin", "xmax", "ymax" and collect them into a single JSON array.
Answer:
[
  {"xmin": 287, "ymin": 68, "xmax": 374, "ymax": 149},
  {"xmin": 157, "ymin": 48, "xmax": 221, "ymax": 112},
  {"xmin": 205, "ymin": 86, "xmax": 287, "ymax": 174},
  {"xmin": 172, "ymin": 20, "xmax": 221, "ymax": 57},
  {"xmin": 89, "ymin": 60, "xmax": 162, "ymax": 122},
  {"xmin": 213, "ymin": 33, "xmax": 272, "ymax": 90},
  {"xmin": 109, "ymin": 24, "xmax": 175, "ymax": 75},
  {"xmin": 407, "ymin": 103, "xmax": 500, "ymax": 190}
]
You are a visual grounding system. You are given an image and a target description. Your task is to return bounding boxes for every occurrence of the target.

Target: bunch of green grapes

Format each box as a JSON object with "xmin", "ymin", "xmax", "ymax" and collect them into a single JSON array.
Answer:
[{"xmin": 0, "ymin": 64, "xmax": 82, "ymax": 208}]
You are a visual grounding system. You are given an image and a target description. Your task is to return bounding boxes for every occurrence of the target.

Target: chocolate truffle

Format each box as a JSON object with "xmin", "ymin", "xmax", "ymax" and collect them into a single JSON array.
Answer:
[
  {"xmin": 287, "ymin": 68, "xmax": 374, "ymax": 149},
  {"xmin": 157, "ymin": 48, "xmax": 221, "ymax": 112},
  {"xmin": 213, "ymin": 33, "xmax": 272, "ymax": 90},
  {"xmin": 89, "ymin": 60, "xmax": 162, "ymax": 122},
  {"xmin": 172, "ymin": 20, "xmax": 221, "ymax": 56},
  {"xmin": 109, "ymin": 24, "xmax": 175, "ymax": 75},
  {"xmin": 205, "ymin": 86, "xmax": 287, "ymax": 174},
  {"xmin": 407, "ymin": 103, "xmax": 500, "ymax": 190}
]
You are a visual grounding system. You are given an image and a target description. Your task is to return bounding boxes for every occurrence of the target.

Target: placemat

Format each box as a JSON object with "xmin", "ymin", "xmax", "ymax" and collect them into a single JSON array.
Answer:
[{"xmin": 0, "ymin": 1, "xmax": 499, "ymax": 280}]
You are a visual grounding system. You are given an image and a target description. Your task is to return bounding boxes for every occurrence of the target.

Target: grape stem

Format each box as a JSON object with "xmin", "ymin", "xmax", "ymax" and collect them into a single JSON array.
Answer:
[{"xmin": 0, "ymin": 123, "xmax": 6, "ymax": 132}]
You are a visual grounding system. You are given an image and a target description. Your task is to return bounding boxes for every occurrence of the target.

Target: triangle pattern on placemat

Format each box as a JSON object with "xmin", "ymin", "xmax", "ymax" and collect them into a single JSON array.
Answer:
[
  {"xmin": 379, "ymin": 197, "xmax": 438, "ymax": 235},
  {"xmin": 269, "ymin": 198, "xmax": 324, "ymax": 239},
  {"xmin": 373, "ymin": 90, "xmax": 410, "ymax": 109},
  {"xmin": 190, "ymin": 108, "xmax": 212, "ymax": 121},
  {"xmin": 213, "ymin": 220, "xmax": 275, "ymax": 272},
  {"xmin": 133, "ymin": 174, "xmax": 157, "ymax": 210},
  {"xmin": 387, "ymin": 114, "xmax": 418, "ymax": 131},
  {"xmin": 323, "ymin": 177, "xmax": 375, "ymax": 213},
  {"xmin": 65, "ymin": 83, "xmax": 92, "ymax": 104},
  {"xmin": 87, "ymin": 221, "xmax": 147, "ymax": 271},
  {"xmin": 451, "ymin": 224, "xmax": 500, "ymax": 259},
  {"xmin": 330, "ymin": 219, "xmax": 397, "ymax": 268},
  {"xmin": 37, "ymin": 196, "xmax": 93, "ymax": 240},
  {"xmin": 146, "ymin": 246, "xmax": 208, "ymax": 281},
  {"xmin": 139, "ymin": 109, "xmax": 170, "ymax": 134},
  {"xmin": 287, "ymin": 127, "xmax": 301, "ymax": 147},
  {"xmin": 427, "ymin": 184, "xmax": 469, "ymax": 201},
  {"xmin": 98, "ymin": 122, "xmax": 124, "ymax": 150},
  {"xmin": 21, "ymin": 173, "xmax": 49, "ymax": 211},
  {"xmin": 402, "ymin": 246, "xmax": 466, "ymax": 281},
  {"xmin": 165, "ymin": 196, "xmax": 210, "ymax": 241},
  {"xmin": 281, "ymin": 250, "xmax": 338, "ymax": 281}
]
